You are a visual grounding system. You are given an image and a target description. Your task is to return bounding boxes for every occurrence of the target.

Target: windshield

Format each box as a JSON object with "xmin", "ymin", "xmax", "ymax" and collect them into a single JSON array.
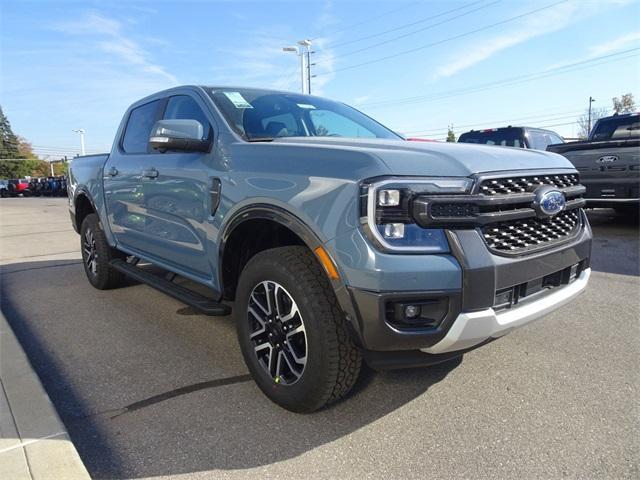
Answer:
[
  {"xmin": 590, "ymin": 114, "xmax": 640, "ymax": 141},
  {"xmin": 527, "ymin": 129, "xmax": 564, "ymax": 150},
  {"xmin": 458, "ymin": 128, "xmax": 524, "ymax": 148},
  {"xmin": 208, "ymin": 88, "xmax": 401, "ymax": 141}
]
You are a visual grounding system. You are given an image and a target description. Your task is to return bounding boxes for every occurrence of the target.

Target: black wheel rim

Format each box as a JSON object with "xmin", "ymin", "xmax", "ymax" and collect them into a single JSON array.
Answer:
[
  {"xmin": 83, "ymin": 229, "xmax": 98, "ymax": 276},
  {"xmin": 248, "ymin": 281, "xmax": 307, "ymax": 385}
]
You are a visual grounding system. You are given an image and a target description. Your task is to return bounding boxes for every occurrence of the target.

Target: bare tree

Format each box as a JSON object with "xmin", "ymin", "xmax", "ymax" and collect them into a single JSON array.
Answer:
[
  {"xmin": 576, "ymin": 107, "xmax": 608, "ymax": 139},
  {"xmin": 612, "ymin": 93, "xmax": 636, "ymax": 114}
]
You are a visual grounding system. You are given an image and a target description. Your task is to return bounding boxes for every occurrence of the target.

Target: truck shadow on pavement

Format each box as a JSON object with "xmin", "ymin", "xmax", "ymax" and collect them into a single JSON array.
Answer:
[
  {"xmin": 586, "ymin": 209, "xmax": 639, "ymax": 277},
  {"xmin": 1, "ymin": 259, "xmax": 462, "ymax": 479}
]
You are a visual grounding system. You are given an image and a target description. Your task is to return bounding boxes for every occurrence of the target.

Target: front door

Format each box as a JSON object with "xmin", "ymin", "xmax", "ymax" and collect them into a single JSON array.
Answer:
[{"xmin": 139, "ymin": 94, "xmax": 217, "ymax": 279}]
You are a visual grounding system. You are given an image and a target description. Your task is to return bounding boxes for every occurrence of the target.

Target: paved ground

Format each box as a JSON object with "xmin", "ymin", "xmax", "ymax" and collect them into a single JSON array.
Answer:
[{"xmin": 1, "ymin": 197, "xmax": 638, "ymax": 479}]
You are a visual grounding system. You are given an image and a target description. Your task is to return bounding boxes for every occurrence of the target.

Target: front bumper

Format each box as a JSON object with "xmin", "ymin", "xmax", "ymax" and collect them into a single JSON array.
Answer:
[
  {"xmin": 338, "ymin": 210, "xmax": 592, "ymax": 358},
  {"xmin": 422, "ymin": 267, "xmax": 590, "ymax": 354}
]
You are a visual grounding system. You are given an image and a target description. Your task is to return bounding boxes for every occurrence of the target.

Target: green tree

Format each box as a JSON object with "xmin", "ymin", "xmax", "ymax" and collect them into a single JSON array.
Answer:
[
  {"xmin": 0, "ymin": 105, "xmax": 21, "ymax": 159},
  {"xmin": 446, "ymin": 125, "xmax": 456, "ymax": 142},
  {"xmin": 17, "ymin": 136, "xmax": 36, "ymax": 158},
  {"xmin": 612, "ymin": 93, "xmax": 635, "ymax": 114}
]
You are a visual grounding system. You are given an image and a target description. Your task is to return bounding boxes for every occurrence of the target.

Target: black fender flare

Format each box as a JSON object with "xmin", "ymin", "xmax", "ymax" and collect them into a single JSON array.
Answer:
[
  {"xmin": 71, "ymin": 187, "xmax": 99, "ymax": 233},
  {"xmin": 218, "ymin": 204, "xmax": 364, "ymax": 343}
]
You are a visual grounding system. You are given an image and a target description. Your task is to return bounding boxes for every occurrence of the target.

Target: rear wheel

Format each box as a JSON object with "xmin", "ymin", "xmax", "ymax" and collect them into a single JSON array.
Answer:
[
  {"xmin": 80, "ymin": 214, "xmax": 126, "ymax": 289},
  {"xmin": 235, "ymin": 246, "xmax": 361, "ymax": 413}
]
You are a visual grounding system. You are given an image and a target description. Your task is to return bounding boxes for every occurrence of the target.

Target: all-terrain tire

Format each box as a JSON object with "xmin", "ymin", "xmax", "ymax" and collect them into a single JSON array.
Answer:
[
  {"xmin": 235, "ymin": 246, "xmax": 362, "ymax": 413},
  {"xmin": 80, "ymin": 213, "xmax": 126, "ymax": 290}
]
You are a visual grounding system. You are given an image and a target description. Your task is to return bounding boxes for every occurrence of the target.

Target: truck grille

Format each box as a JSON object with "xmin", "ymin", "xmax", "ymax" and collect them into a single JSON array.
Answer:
[
  {"xmin": 413, "ymin": 171, "xmax": 586, "ymax": 256},
  {"xmin": 478, "ymin": 173, "xmax": 579, "ymax": 196},
  {"xmin": 482, "ymin": 209, "xmax": 580, "ymax": 252}
]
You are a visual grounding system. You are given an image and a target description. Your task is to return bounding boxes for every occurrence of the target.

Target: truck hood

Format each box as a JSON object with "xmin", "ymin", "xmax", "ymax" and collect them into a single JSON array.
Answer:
[{"xmin": 272, "ymin": 137, "xmax": 575, "ymax": 176}]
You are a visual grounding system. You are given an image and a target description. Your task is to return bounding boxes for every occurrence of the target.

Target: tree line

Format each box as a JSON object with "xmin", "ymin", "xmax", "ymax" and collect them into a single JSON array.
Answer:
[{"xmin": 0, "ymin": 105, "xmax": 67, "ymax": 179}]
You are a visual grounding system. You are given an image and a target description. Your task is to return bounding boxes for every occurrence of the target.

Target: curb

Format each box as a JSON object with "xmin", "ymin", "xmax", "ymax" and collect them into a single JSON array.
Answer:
[{"xmin": 0, "ymin": 311, "xmax": 90, "ymax": 480}]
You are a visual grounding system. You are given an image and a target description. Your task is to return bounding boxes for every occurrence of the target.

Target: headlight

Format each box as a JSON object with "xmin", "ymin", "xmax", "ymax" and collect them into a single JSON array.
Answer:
[{"xmin": 361, "ymin": 177, "xmax": 473, "ymax": 253}]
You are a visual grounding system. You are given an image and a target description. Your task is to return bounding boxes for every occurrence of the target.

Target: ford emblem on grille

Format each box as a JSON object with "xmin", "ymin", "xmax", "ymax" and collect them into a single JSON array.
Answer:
[
  {"xmin": 534, "ymin": 186, "xmax": 566, "ymax": 218},
  {"xmin": 597, "ymin": 155, "xmax": 618, "ymax": 163}
]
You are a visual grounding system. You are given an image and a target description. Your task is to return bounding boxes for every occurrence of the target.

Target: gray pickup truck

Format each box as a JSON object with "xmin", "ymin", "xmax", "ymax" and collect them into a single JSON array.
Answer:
[
  {"xmin": 68, "ymin": 86, "xmax": 592, "ymax": 412},
  {"xmin": 547, "ymin": 113, "xmax": 639, "ymax": 215}
]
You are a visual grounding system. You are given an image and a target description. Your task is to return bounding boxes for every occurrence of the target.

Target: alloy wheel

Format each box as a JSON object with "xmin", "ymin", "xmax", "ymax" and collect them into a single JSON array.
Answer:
[
  {"xmin": 248, "ymin": 280, "xmax": 307, "ymax": 385},
  {"xmin": 83, "ymin": 229, "xmax": 98, "ymax": 276}
]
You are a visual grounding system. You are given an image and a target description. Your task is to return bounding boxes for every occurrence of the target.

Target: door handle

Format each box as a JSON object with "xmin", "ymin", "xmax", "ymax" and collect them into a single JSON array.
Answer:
[
  {"xmin": 142, "ymin": 168, "xmax": 159, "ymax": 179},
  {"xmin": 107, "ymin": 166, "xmax": 118, "ymax": 177}
]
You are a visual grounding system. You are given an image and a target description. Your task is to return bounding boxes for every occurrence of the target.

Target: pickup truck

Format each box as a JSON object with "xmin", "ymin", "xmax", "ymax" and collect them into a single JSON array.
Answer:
[
  {"xmin": 68, "ymin": 86, "xmax": 592, "ymax": 412},
  {"xmin": 458, "ymin": 126, "xmax": 565, "ymax": 150},
  {"xmin": 547, "ymin": 113, "xmax": 639, "ymax": 214}
]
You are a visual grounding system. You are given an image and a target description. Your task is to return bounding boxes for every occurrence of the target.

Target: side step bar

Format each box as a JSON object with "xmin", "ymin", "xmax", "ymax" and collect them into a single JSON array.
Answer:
[{"xmin": 110, "ymin": 259, "xmax": 231, "ymax": 316}]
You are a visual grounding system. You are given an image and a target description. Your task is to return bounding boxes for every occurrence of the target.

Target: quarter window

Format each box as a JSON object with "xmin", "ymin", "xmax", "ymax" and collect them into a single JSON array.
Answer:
[{"xmin": 121, "ymin": 100, "xmax": 161, "ymax": 154}]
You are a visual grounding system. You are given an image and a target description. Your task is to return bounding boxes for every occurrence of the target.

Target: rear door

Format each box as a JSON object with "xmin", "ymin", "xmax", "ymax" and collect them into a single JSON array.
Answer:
[
  {"xmin": 139, "ymin": 94, "xmax": 217, "ymax": 279},
  {"xmin": 103, "ymin": 99, "xmax": 163, "ymax": 253}
]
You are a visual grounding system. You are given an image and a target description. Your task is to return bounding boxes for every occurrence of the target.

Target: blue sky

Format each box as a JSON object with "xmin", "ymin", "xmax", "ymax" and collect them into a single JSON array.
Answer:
[{"xmin": 1, "ymin": 0, "xmax": 639, "ymax": 158}]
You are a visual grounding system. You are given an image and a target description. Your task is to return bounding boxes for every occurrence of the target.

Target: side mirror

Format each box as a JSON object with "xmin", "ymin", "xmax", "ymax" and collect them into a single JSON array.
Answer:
[{"xmin": 149, "ymin": 119, "xmax": 211, "ymax": 152}]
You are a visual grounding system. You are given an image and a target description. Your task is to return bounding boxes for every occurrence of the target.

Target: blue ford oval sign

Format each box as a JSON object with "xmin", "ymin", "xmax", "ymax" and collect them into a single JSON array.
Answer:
[{"xmin": 537, "ymin": 189, "xmax": 566, "ymax": 217}]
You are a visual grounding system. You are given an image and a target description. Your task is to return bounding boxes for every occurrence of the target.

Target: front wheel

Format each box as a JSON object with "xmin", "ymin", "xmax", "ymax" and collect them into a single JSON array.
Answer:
[
  {"xmin": 235, "ymin": 246, "xmax": 362, "ymax": 413},
  {"xmin": 80, "ymin": 214, "xmax": 126, "ymax": 290}
]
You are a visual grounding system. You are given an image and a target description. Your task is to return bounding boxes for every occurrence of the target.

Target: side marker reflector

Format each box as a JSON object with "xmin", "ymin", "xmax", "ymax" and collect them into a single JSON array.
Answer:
[{"xmin": 314, "ymin": 246, "xmax": 339, "ymax": 280}]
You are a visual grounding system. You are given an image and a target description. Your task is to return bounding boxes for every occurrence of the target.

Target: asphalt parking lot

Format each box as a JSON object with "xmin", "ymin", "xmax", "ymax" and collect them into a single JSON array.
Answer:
[{"xmin": 1, "ymin": 198, "xmax": 638, "ymax": 479}]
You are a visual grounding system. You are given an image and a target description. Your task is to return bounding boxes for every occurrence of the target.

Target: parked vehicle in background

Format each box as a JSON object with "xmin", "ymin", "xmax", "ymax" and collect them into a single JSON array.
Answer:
[
  {"xmin": 0, "ymin": 179, "xmax": 8, "ymax": 197},
  {"xmin": 458, "ymin": 126, "xmax": 565, "ymax": 150},
  {"xmin": 5, "ymin": 178, "xmax": 31, "ymax": 197},
  {"xmin": 68, "ymin": 86, "xmax": 592, "ymax": 412},
  {"xmin": 0, "ymin": 176, "xmax": 68, "ymax": 197},
  {"xmin": 547, "ymin": 113, "xmax": 639, "ymax": 215}
]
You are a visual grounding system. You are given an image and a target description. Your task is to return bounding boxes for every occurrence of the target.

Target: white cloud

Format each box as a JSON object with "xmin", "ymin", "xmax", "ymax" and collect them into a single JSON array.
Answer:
[
  {"xmin": 434, "ymin": 0, "xmax": 612, "ymax": 80},
  {"xmin": 53, "ymin": 12, "xmax": 177, "ymax": 84},
  {"xmin": 205, "ymin": 1, "xmax": 337, "ymax": 95},
  {"xmin": 590, "ymin": 31, "xmax": 640, "ymax": 56}
]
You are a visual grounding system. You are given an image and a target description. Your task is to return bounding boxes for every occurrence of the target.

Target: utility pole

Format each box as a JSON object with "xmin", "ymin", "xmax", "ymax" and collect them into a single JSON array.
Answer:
[
  {"xmin": 587, "ymin": 97, "xmax": 596, "ymax": 135},
  {"xmin": 297, "ymin": 39, "xmax": 312, "ymax": 94},
  {"xmin": 283, "ymin": 39, "xmax": 312, "ymax": 94},
  {"xmin": 73, "ymin": 128, "xmax": 86, "ymax": 156}
]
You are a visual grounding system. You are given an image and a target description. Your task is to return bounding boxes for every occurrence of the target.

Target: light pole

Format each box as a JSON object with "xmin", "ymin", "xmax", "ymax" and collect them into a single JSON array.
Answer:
[
  {"xmin": 587, "ymin": 97, "xmax": 595, "ymax": 136},
  {"xmin": 283, "ymin": 46, "xmax": 305, "ymax": 94},
  {"xmin": 73, "ymin": 128, "xmax": 86, "ymax": 156},
  {"xmin": 297, "ymin": 39, "xmax": 312, "ymax": 95},
  {"xmin": 283, "ymin": 39, "xmax": 312, "ymax": 94}
]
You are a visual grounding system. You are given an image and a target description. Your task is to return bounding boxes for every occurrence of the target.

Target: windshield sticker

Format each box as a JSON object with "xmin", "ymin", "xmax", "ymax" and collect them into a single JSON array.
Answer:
[
  {"xmin": 223, "ymin": 91, "xmax": 253, "ymax": 109},
  {"xmin": 297, "ymin": 103, "xmax": 316, "ymax": 109}
]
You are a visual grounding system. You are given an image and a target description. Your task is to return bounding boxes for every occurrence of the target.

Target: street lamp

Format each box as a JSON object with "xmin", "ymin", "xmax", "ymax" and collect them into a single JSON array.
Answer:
[
  {"xmin": 283, "ymin": 39, "xmax": 312, "ymax": 94},
  {"xmin": 72, "ymin": 128, "xmax": 86, "ymax": 156},
  {"xmin": 282, "ymin": 46, "xmax": 305, "ymax": 94},
  {"xmin": 297, "ymin": 39, "xmax": 312, "ymax": 95}
]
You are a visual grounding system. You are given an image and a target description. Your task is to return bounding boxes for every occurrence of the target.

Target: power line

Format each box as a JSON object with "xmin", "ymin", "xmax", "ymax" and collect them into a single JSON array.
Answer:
[
  {"xmin": 361, "ymin": 49, "xmax": 639, "ymax": 109},
  {"xmin": 328, "ymin": 1, "xmax": 500, "ymax": 61},
  {"xmin": 316, "ymin": 0, "xmax": 568, "ymax": 75},
  {"xmin": 310, "ymin": 1, "xmax": 422, "ymax": 42},
  {"xmin": 403, "ymin": 109, "xmax": 586, "ymax": 136},
  {"xmin": 325, "ymin": 0, "xmax": 488, "ymax": 51}
]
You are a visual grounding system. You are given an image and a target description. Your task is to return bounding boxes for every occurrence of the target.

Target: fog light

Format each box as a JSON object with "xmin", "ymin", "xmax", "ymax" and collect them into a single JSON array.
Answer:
[
  {"xmin": 383, "ymin": 223, "xmax": 405, "ymax": 239},
  {"xmin": 378, "ymin": 189, "xmax": 400, "ymax": 206},
  {"xmin": 404, "ymin": 305, "xmax": 420, "ymax": 318}
]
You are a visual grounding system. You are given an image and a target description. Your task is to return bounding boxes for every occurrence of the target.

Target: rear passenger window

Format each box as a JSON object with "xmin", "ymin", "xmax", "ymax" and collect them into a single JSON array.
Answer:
[
  {"xmin": 122, "ymin": 100, "xmax": 161, "ymax": 154},
  {"xmin": 164, "ymin": 95, "xmax": 212, "ymax": 140}
]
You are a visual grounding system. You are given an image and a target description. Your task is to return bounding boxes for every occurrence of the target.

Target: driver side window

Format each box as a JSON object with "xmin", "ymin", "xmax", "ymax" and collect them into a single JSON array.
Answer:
[{"xmin": 164, "ymin": 95, "xmax": 212, "ymax": 141}]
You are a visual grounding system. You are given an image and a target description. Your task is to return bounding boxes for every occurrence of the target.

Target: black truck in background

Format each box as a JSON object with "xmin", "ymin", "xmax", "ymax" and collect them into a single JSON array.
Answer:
[{"xmin": 547, "ymin": 113, "xmax": 639, "ymax": 215}]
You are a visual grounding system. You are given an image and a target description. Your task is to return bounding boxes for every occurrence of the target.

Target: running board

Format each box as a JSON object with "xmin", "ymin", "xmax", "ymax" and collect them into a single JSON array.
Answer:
[{"xmin": 109, "ymin": 259, "xmax": 231, "ymax": 316}]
